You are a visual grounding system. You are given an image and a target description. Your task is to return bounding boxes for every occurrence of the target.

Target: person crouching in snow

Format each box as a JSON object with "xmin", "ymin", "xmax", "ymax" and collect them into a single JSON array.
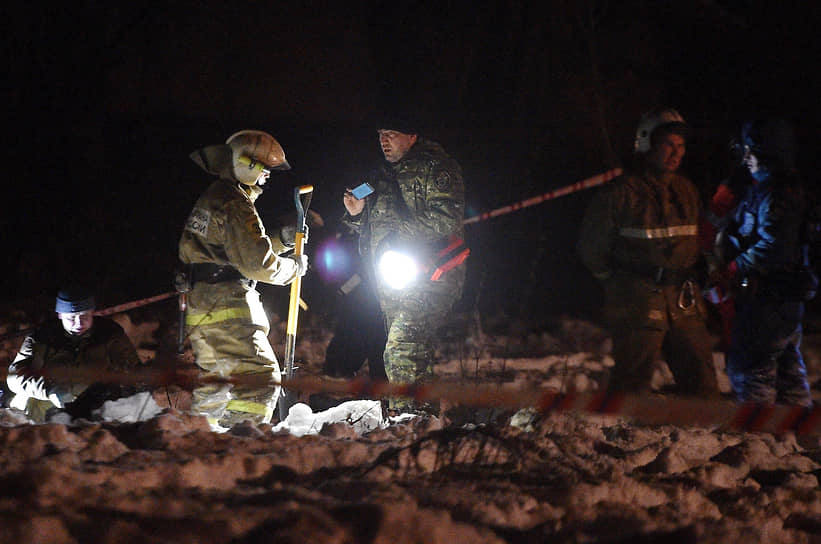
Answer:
[{"xmin": 7, "ymin": 287, "xmax": 143, "ymax": 422}]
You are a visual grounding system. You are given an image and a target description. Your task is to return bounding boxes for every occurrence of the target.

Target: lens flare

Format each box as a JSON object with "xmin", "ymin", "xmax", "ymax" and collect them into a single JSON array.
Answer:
[
  {"xmin": 314, "ymin": 238, "xmax": 352, "ymax": 283},
  {"xmin": 378, "ymin": 250, "xmax": 418, "ymax": 289}
]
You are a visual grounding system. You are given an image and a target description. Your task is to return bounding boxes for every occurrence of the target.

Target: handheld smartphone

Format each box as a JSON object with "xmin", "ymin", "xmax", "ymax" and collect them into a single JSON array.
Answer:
[{"xmin": 351, "ymin": 182, "xmax": 374, "ymax": 200}]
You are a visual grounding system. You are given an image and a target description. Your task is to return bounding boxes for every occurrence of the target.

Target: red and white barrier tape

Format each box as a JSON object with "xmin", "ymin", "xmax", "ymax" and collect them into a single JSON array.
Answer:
[
  {"xmin": 0, "ymin": 292, "xmax": 178, "ymax": 343},
  {"xmin": 463, "ymin": 167, "xmax": 623, "ymax": 225},
  {"xmin": 5, "ymin": 169, "xmax": 625, "ymax": 338},
  {"xmin": 4, "ymin": 364, "xmax": 818, "ymax": 436},
  {"xmin": 289, "ymin": 376, "xmax": 820, "ymax": 436},
  {"xmin": 93, "ymin": 291, "xmax": 177, "ymax": 317}
]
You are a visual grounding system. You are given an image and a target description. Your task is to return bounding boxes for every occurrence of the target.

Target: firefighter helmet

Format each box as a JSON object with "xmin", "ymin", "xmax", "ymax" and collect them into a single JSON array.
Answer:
[
  {"xmin": 226, "ymin": 130, "xmax": 291, "ymax": 185},
  {"xmin": 633, "ymin": 108, "xmax": 688, "ymax": 154}
]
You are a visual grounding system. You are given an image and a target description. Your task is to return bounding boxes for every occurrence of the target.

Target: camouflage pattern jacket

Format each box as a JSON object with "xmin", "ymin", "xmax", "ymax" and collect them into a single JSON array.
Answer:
[
  {"xmin": 7, "ymin": 318, "xmax": 141, "ymax": 409},
  {"xmin": 343, "ymin": 138, "xmax": 466, "ymax": 296}
]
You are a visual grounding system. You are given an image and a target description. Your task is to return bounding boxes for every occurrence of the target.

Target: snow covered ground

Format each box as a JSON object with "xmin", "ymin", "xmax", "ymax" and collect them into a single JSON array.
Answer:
[{"xmin": 1, "ymin": 308, "xmax": 821, "ymax": 543}]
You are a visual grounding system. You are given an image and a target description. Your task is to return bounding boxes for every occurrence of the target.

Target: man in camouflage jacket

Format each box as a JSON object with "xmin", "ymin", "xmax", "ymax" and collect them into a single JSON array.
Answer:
[{"xmin": 343, "ymin": 121, "xmax": 466, "ymax": 415}]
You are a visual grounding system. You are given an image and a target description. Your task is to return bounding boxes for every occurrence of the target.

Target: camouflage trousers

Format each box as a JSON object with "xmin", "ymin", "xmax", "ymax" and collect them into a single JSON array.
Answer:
[
  {"xmin": 727, "ymin": 296, "xmax": 811, "ymax": 407},
  {"xmin": 186, "ymin": 282, "xmax": 281, "ymax": 428},
  {"xmin": 378, "ymin": 289, "xmax": 456, "ymax": 414}
]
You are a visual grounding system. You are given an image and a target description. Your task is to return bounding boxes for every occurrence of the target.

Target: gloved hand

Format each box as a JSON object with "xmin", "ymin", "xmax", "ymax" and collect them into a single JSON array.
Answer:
[
  {"xmin": 288, "ymin": 254, "xmax": 309, "ymax": 277},
  {"xmin": 280, "ymin": 225, "xmax": 309, "ymax": 247}
]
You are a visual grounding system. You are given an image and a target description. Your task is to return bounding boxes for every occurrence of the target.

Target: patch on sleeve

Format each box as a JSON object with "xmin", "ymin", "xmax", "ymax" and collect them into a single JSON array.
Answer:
[
  {"xmin": 435, "ymin": 170, "xmax": 452, "ymax": 192},
  {"xmin": 245, "ymin": 212, "xmax": 263, "ymax": 237},
  {"xmin": 184, "ymin": 207, "xmax": 211, "ymax": 237}
]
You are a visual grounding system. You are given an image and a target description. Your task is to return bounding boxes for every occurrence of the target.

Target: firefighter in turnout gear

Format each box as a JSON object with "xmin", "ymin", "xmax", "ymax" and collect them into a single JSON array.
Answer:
[
  {"xmin": 179, "ymin": 130, "xmax": 308, "ymax": 429},
  {"xmin": 578, "ymin": 108, "xmax": 720, "ymax": 398},
  {"xmin": 718, "ymin": 118, "xmax": 814, "ymax": 406},
  {"xmin": 342, "ymin": 117, "xmax": 466, "ymax": 415}
]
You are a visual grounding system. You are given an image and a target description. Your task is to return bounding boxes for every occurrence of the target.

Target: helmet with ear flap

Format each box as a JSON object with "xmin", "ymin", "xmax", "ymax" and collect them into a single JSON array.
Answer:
[
  {"xmin": 225, "ymin": 130, "xmax": 291, "ymax": 185},
  {"xmin": 634, "ymin": 108, "xmax": 688, "ymax": 154}
]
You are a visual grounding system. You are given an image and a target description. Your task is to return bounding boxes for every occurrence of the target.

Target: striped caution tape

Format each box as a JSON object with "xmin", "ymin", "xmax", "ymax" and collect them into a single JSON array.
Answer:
[
  {"xmin": 463, "ymin": 167, "xmax": 623, "ymax": 225},
  {"xmin": 333, "ymin": 168, "xmax": 624, "ymax": 295},
  {"xmin": 0, "ymin": 291, "xmax": 179, "ymax": 343},
  {"xmin": 3, "ymin": 363, "xmax": 819, "ymax": 437},
  {"xmin": 93, "ymin": 291, "xmax": 177, "ymax": 317},
  {"xmin": 285, "ymin": 376, "xmax": 821, "ymax": 437}
]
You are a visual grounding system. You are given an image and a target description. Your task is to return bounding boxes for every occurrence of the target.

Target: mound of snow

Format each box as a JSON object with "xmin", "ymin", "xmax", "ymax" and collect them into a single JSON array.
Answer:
[{"xmin": 272, "ymin": 400, "xmax": 384, "ymax": 436}]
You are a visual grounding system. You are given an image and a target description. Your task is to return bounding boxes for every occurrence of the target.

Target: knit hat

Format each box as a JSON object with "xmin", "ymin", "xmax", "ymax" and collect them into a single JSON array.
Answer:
[
  {"xmin": 377, "ymin": 110, "xmax": 418, "ymax": 135},
  {"xmin": 55, "ymin": 287, "xmax": 96, "ymax": 314}
]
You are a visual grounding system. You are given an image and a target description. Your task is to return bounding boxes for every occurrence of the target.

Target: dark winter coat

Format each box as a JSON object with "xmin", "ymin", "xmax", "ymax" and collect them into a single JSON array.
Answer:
[
  {"xmin": 723, "ymin": 170, "xmax": 814, "ymax": 406},
  {"xmin": 7, "ymin": 318, "xmax": 141, "ymax": 411},
  {"xmin": 723, "ymin": 171, "xmax": 816, "ymax": 300}
]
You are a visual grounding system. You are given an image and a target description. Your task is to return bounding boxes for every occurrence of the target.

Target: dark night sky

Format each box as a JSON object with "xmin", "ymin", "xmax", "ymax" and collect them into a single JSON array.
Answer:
[{"xmin": 3, "ymin": 1, "xmax": 821, "ymax": 323}]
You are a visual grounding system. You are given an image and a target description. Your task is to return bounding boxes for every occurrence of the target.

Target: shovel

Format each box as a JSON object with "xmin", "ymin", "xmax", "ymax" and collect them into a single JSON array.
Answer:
[{"xmin": 277, "ymin": 184, "xmax": 313, "ymax": 420}]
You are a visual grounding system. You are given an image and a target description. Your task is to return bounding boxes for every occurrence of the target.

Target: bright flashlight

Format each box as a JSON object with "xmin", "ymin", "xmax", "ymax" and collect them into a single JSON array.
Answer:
[{"xmin": 379, "ymin": 250, "xmax": 419, "ymax": 289}]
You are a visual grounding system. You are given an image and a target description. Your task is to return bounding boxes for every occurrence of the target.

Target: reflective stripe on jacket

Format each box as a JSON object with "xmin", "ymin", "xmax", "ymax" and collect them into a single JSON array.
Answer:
[{"xmin": 578, "ymin": 168, "xmax": 703, "ymax": 281}]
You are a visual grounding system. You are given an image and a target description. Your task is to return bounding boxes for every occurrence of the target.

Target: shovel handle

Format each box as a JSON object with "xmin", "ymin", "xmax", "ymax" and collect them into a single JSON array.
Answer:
[
  {"xmin": 294, "ymin": 185, "xmax": 313, "ymax": 238},
  {"xmin": 280, "ymin": 185, "xmax": 314, "ymax": 418},
  {"xmin": 286, "ymin": 185, "xmax": 312, "ymax": 335}
]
